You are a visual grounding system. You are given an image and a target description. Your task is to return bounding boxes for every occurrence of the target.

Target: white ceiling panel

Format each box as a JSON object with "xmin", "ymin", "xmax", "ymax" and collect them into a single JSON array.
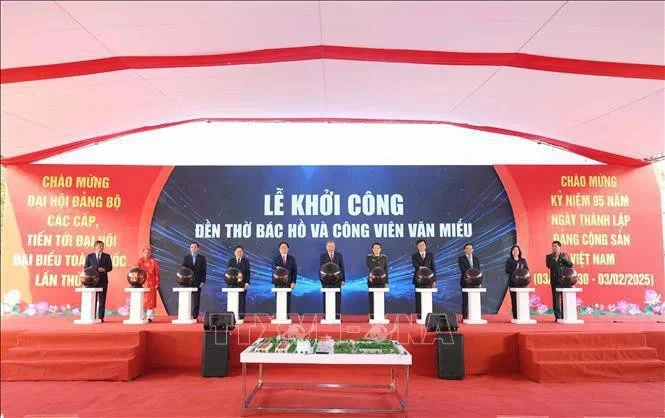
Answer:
[
  {"xmin": 135, "ymin": 61, "xmax": 326, "ymax": 116},
  {"xmin": 1, "ymin": 71, "xmax": 166, "ymax": 113},
  {"xmin": 0, "ymin": 28, "xmax": 110, "ymax": 68},
  {"xmin": 561, "ymin": 89, "xmax": 664, "ymax": 159},
  {"xmin": 323, "ymin": 60, "xmax": 498, "ymax": 119},
  {"xmin": 60, "ymin": 1, "xmax": 321, "ymax": 56},
  {"xmin": 522, "ymin": 1, "xmax": 665, "ymax": 64},
  {"xmin": 58, "ymin": 1, "xmax": 320, "ymax": 29},
  {"xmin": 320, "ymin": 1, "xmax": 565, "ymax": 52},
  {"xmin": 1, "ymin": 70, "xmax": 137, "ymax": 98},
  {"xmin": 450, "ymin": 67, "xmax": 664, "ymax": 136},
  {"xmin": 135, "ymin": 61, "xmax": 324, "ymax": 98},
  {"xmin": 1, "ymin": 111, "xmax": 69, "ymax": 155},
  {"xmin": 0, "ymin": 1, "xmax": 78, "ymax": 36}
]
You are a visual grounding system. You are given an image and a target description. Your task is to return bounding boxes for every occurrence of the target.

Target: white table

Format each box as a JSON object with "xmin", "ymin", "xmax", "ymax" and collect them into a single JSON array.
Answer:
[
  {"xmin": 123, "ymin": 287, "xmax": 149, "ymax": 324},
  {"xmin": 239, "ymin": 338, "xmax": 411, "ymax": 415},
  {"xmin": 369, "ymin": 287, "xmax": 390, "ymax": 324},
  {"xmin": 172, "ymin": 287, "xmax": 198, "ymax": 324},
  {"xmin": 510, "ymin": 288, "xmax": 537, "ymax": 324},
  {"xmin": 271, "ymin": 288, "xmax": 292, "ymax": 325},
  {"xmin": 74, "ymin": 287, "xmax": 102, "ymax": 325},
  {"xmin": 556, "ymin": 287, "xmax": 584, "ymax": 324},
  {"xmin": 415, "ymin": 288, "xmax": 437, "ymax": 324},
  {"xmin": 462, "ymin": 288, "xmax": 487, "ymax": 324},
  {"xmin": 321, "ymin": 288, "xmax": 341, "ymax": 324},
  {"xmin": 223, "ymin": 287, "xmax": 245, "ymax": 324}
]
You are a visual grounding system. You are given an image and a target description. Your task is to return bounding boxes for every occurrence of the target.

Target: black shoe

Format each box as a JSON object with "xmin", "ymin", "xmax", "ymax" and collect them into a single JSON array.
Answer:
[
  {"xmin": 100, "ymin": 318, "xmax": 105, "ymax": 323},
  {"xmin": 148, "ymin": 319, "xmax": 153, "ymax": 323}
]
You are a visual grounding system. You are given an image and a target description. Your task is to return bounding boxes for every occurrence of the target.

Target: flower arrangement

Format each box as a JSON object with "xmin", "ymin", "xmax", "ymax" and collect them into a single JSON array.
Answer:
[
  {"xmin": 0, "ymin": 289, "xmax": 131, "ymax": 317},
  {"xmin": 529, "ymin": 289, "xmax": 664, "ymax": 316}
]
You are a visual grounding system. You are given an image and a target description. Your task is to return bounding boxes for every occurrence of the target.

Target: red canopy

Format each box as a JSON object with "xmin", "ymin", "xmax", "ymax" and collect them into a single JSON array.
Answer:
[{"xmin": 1, "ymin": 1, "xmax": 663, "ymax": 165}]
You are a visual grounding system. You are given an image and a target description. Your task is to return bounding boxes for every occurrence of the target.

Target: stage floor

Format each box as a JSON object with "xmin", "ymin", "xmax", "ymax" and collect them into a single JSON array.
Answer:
[
  {"xmin": 2, "ymin": 369, "xmax": 664, "ymax": 417},
  {"xmin": 2, "ymin": 314, "xmax": 664, "ymax": 376},
  {"xmin": 2, "ymin": 314, "xmax": 664, "ymax": 417}
]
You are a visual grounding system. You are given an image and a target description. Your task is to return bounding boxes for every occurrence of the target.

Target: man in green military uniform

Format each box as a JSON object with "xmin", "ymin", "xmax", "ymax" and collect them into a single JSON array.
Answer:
[
  {"xmin": 366, "ymin": 242, "xmax": 388, "ymax": 319},
  {"xmin": 546, "ymin": 240, "xmax": 574, "ymax": 320}
]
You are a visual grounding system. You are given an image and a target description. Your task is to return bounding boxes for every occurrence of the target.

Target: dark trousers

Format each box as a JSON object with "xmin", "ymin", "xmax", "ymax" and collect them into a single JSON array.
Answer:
[
  {"xmin": 239, "ymin": 291, "xmax": 247, "ymax": 319},
  {"xmin": 192, "ymin": 286, "xmax": 201, "ymax": 319},
  {"xmin": 322, "ymin": 288, "xmax": 341, "ymax": 319},
  {"xmin": 368, "ymin": 292, "xmax": 374, "ymax": 319},
  {"xmin": 415, "ymin": 290, "xmax": 421, "ymax": 319},
  {"xmin": 551, "ymin": 285, "xmax": 563, "ymax": 319},
  {"xmin": 274, "ymin": 292, "xmax": 292, "ymax": 317},
  {"xmin": 461, "ymin": 287, "xmax": 468, "ymax": 319},
  {"xmin": 510, "ymin": 290, "xmax": 518, "ymax": 319},
  {"xmin": 96, "ymin": 283, "xmax": 108, "ymax": 320}
]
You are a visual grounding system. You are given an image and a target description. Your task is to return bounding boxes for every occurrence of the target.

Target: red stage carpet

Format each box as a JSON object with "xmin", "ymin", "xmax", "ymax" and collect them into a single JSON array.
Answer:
[
  {"xmin": 1, "ymin": 314, "xmax": 663, "ymax": 383},
  {"xmin": 1, "ymin": 314, "xmax": 664, "ymax": 417},
  {"xmin": 2, "ymin": 370, "xmax": 664, "ymax": 418}
]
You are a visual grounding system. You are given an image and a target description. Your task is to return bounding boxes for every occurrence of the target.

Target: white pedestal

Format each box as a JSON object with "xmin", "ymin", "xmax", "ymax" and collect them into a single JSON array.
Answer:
[
  {"xmin": 74, "ymin": 287, "xmax": 102, "ymax": 324},
  {"xmin": 172, "ymin": 287, "xmax": 198, "ymax": 324},
  {"xmin": 462, "ymin": 287, "xmax": 487, "ymax": 324},
  {"xmin": 271, "ymin": 288, "xmax": 292, "ymax": 325},
  {"xmin": 222, "ymin": 287, "xmax": 245, "ymax": 324},
  {"xmin": 320, "ymin": 288, "xmax": 341, "ymax": 324},
  {"xmin": 510, "ymin": 287, "xmax": 537, "ymax": 324},
  {"xmin": 123, "ymin": 287, "xmax": 149, "ymax": 324},
  {"xmin": 369, "ymin": 287, "xmax": 390, "ymax": 324},
  {"xmin": 556, "ymin": 287, "xmax": 584, "ymax": 324},
  {"xmin": 415, "ymin": 288, "xmax": 437, "ymax": 325}
]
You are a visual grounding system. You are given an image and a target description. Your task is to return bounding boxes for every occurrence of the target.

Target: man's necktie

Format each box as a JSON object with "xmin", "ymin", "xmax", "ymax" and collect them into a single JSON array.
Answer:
[
  {"xmin": 97, "ymin": 254, "xmax": 100, "ymax": 264},
  {"xmin": 237, "ymin": 258, "xmax": 241, "ymax": 264},
  {"xmin": 282, "ymin": 256, "xmax": 286, "ymax": 266}
]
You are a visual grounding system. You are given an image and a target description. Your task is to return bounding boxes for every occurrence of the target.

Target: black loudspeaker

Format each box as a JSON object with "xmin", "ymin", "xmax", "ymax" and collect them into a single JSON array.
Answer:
[
  {"xmin": 203, "ymin": 311, "xmax": 236, "ymax": 331},
  {"xmin": 425, "ymin": 312, "xmax": 458, "ymax": 332},
  {"xmin": 201, "ymin": 330, "xmax": 230, "ymax": 377},
  {"xmin": 436, "ymin": 333, "xmax": 465, "ymax": 380}
]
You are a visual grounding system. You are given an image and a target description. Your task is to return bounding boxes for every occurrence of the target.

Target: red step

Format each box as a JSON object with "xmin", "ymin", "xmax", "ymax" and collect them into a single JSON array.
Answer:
[
  {"xmin": 529, "ymin": 359, "xmax": 665, "ymax": 383},
  {"xmin": 1, "ymin": 330, "xmax": 146, "ymax": 381},
  {"xmin": 7, "ymin": 346, "xmax": 141, "ymax": 360},
  {"xmin": 519, "ymin": 331, "xmax": 665, "ymax": 382},
  {"xmin": 1, "ymin": 357, "xmax": 144, "ymax": 381},
  {"xmin": 16, "ymin": 331, "xmax": 143, "ymax": 347},
  {"xmin": 520, "ymin": 332, "xmax": 646, "ymax": 348},
  {"xmin": 525, "ymin": 346, "xmax": 659, "ymax": 362}
]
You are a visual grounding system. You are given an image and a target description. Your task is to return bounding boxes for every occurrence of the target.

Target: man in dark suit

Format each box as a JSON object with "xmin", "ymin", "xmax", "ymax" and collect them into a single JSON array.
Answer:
[
  {"xmin": 272, "ymin": 241, "xmax": 297, "ymax": 314},
  {"xmin": 320, "ymin": 240, "xmax": 345, "ymax": 319},
  {"xmin": 227, "ymin": 245, "xmax": 250, "ymax": 319},
  {"xmin": 458, "ymin": 243, "xmax": 481, "ymax": 319},
  {"xmin": 182, "ymin": 241, "xmax": 206, "ymax": 320},
  {"xmin": 412, "ymin": 239, "xmax": 436, "ymax": 319},
  {"xmin": 84, "ymin": 240, "xmax": 113, "ymax": 322},
  {"xmin": 546, "ymin": 240, "xmax": 573, "ymax": 320}
]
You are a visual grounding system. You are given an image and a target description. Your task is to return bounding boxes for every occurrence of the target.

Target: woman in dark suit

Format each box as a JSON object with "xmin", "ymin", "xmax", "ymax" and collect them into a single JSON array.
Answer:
[{"xmin": 505, "ymin": 245, "xmax": 529, "ymax": 319}]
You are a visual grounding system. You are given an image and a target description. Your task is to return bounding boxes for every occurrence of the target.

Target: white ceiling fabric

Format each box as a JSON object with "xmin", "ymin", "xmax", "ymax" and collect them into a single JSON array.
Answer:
[{"xmin": 1, "ymin": 1, "xmax": 663, "ymax": 163}]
